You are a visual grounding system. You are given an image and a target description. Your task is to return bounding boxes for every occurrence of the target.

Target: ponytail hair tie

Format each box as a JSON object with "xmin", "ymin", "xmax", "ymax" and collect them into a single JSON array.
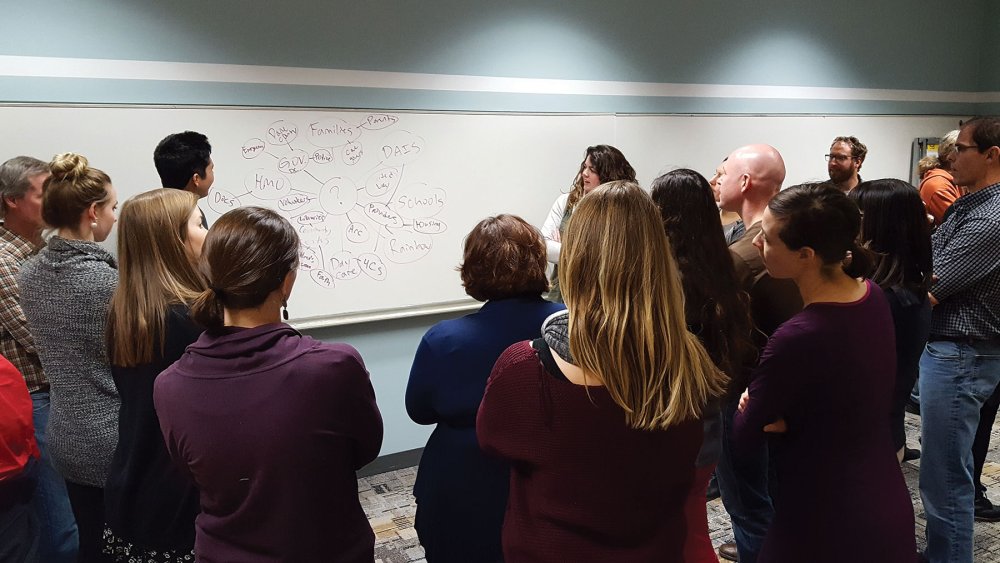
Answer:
[{"xmin": 210, "ymin": 286, "xmax": 225, "ymax": 299}]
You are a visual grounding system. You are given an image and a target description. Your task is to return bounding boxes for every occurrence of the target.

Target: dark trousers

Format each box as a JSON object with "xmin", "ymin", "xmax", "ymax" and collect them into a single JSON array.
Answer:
[
  {"xmin": 716, "ymin": 397, "xmax": 774, "ymax": 563},
  {"xmin": 0, "ymin": 468, "xmax": 38, "ymax": 563},
  {"xmin": 65, "ymin": 481, "xmax": 110, "ymax": 563},
  {"xmin": 974, "ymin": 379, "xmax": 1000, "ymax": 496}
]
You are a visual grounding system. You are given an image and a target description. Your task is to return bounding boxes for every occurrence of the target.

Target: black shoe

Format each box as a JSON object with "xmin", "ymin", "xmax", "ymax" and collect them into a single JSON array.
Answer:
[
  {"xmin": 905, "ymin": 398, "xmax": 921, "ymax": 415},
  {"xmin": 975, "ymin": 494, "xmax": 1000, "ymax": 522},
  {"xmin": 903, "ymin": 447, "xmax": 921, "ymax": 462}
]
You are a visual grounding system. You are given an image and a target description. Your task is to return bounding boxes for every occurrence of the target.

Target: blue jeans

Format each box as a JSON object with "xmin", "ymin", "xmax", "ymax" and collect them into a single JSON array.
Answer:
[
  {"xmin": 29, "ymin": 391, "xmax": 79, "ymax": 563},
  {"xmin": 716, "ymin": 397, "xmax": 774, "ymax": 563},
  {"xmin": 919, "ymin": 340, "xmax": 1000, "ymax": 563}
]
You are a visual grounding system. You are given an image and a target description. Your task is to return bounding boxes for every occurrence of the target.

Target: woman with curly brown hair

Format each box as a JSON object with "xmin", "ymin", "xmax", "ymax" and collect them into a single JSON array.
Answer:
[
  {"xmin": 540, "ymin": 145, "xmax": 635, "ymax": 302},
  {"xmin": 406, "ymin": 214, "xmax": 563, "ymax": 563}
]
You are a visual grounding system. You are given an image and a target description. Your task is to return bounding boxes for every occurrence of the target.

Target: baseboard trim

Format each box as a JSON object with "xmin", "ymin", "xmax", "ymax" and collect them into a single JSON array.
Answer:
[{"xmin": 359, "ymin": 447, "xmax": 423, "ymax": 477}]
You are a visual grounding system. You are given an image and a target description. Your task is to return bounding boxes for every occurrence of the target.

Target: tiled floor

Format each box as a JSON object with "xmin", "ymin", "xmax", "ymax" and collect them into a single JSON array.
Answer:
[{"xmin": 360, "ymin": 412, "xmax": 1000, "ymax": 562}]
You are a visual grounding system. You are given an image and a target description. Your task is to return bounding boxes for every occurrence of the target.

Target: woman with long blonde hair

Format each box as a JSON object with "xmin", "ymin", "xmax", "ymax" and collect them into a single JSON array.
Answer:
[
  {"xmin": 478, "ymin": 181, "xmax": 727, "ymax": 562},
  {"xmin": 103, "ymin": 188, "xmax": 207, "ymax": 561}
]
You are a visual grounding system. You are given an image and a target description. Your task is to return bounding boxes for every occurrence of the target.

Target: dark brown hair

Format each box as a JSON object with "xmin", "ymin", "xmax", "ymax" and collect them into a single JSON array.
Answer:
[
  {"xmin": 191, "ymin": 206, "xmax": 299, "ymax": 329},
  {"xmin": 964, "ymin": 116, "xmax": 1000, "ymax": 152},
  {"xmin": 832, "ymin": 135, "xmax": 868, "ymax": 163},
  {"xmin": 566, "ymin": 145, "xmax": 636, "ymax": 211},
  {"xmin": 768, "ymin": 183, "xmax": 874, "ymax": 279},
  {"xmin": 43, "ymin": 153, "xmax": 112, "ymax": 229},
  {"xmin": 851, "ymin": 179, "xmax": 933, "ymax": 295},
  {"xmin": 650, "ymin": 169, "xmax": 756, "ymax": 389},
  {"xmin": 459, "ymin": 214, "xmax": 548, "ymax": 301}
]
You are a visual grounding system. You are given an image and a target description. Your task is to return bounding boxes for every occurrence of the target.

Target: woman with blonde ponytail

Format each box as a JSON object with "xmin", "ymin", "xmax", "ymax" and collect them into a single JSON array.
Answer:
[
  {"xmin": 153, "ymin": 206, "xmax": 383, "ymax": 563},
  {"xmin": 477, "ymin": 181, "xmax": 727, "ymax": 562},
  {"xmin": 18, "ymin": 152, "xmax": 119, "ymax": 563},
  {"xmin": 103, "ymin": 188, "xmax": 206, "ymax": 562}
]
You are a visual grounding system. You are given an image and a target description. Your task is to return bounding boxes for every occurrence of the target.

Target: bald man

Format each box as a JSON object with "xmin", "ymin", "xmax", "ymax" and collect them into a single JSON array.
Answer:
[{"xmin": 714, "ymin": 144, "xmax": 802, "ymax": 563}]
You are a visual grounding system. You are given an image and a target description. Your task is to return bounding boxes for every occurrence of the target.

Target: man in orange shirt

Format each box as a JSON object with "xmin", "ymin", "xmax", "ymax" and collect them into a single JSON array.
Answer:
[{"xmin": 919, "ymin": 130, "xmax": 963, "ymax": 226}]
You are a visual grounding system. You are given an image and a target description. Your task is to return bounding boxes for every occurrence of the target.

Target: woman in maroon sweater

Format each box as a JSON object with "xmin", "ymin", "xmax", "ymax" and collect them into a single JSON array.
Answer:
[
  {"xmin": 735, "ymin": 184, "xmax": 917, "ymax": 562},
  {"xmin": 477, "ymin": 181, "xmax": 728, "ymax": 563},
  {"xmin": 154, "ymin": 207, "xmax": 383, "ymax": 563}
]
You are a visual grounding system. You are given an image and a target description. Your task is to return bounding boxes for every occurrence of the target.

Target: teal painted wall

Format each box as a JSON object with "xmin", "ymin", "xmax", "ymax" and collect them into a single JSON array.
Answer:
[
  {"xmin": 2, "ymin": 1, "xmax": 996, "ymax": 115},
  {"xmin": 0, "ymin": 0, "xmax": 986, "ymax": 90},
  {"xmin": 983, "ymin": 2, "xmax": 1000, "ymax": 92}
]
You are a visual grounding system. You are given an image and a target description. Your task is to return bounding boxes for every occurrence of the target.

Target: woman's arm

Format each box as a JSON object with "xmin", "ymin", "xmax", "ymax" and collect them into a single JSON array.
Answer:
[
  {"xmin": 404, "ymin": 335, "xmax": 441, "ymax": 425},
  {"xmin": 541, "ymin": 194, "xmax": 568, "ymax": 264}
]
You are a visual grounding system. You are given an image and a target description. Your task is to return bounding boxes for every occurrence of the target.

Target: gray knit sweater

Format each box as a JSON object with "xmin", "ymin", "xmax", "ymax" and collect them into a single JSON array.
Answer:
[{"xmin": 18, "ymin": 236, "xmax": 119, "ymax": 486}]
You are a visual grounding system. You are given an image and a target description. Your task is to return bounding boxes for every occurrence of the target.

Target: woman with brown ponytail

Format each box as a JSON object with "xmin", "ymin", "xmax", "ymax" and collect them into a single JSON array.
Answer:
[
  {"xmin": 18, "ymin": 152, "xmax": 119, "ymax": 563},
  {"xmin": 153, "ymin": 206, "xmax": 383, "ymax": 563},
  {"xmin": 734, "ymin": 183, "xmax": 917, "ymax": 562},
  {"xmin": 103, "ymin": 188, "xmax": 207, "ymax": 562}
]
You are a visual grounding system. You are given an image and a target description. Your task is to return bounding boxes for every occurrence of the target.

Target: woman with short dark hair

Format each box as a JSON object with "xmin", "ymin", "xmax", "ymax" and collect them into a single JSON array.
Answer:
[
  {"xmin": 406, "ymin": 214, "xmax": 563, "ymax": 562},
  {"xmin": 153, "ymin": 206, "xmax": 383, "ymax": 563},
  {"xmin": 735, "ymin": 183, "xmax": 917, "ymax": 562}
]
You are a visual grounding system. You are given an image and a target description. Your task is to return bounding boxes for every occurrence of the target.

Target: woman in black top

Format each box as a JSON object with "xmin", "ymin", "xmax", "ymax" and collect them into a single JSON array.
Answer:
[
  {"xmin": 103, "ymin": 189, "xmax": 208, "ymax": 561},
  {"xmin": 851, "ymin": 179, "xmax": 933, "ymax": 462}
]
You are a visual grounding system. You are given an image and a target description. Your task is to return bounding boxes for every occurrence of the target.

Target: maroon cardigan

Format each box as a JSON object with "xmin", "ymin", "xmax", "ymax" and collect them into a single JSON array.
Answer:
[
  {"xmin": 154, "ymin": 323, "xmax": 383, "ymax": 563},
  {"xmin": 477, "ymin": 341, "xmax": 702, "ymax": 563}
]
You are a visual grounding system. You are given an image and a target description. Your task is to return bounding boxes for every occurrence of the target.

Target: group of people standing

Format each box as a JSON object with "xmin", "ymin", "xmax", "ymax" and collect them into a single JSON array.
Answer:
[
  {"xmin": 0, "ymin": 117, "xmax": 997, "ymax": 563},
  {"xmin": 407, "ymin": 117, "xmax": 1000, "ymax": 563},
  {"xmin": 0, "ymin": 133, "xmax": 382, "ymax": 562}
]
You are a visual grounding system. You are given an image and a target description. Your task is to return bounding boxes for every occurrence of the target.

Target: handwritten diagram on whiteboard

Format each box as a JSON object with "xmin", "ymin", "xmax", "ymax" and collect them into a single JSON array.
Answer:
[{"xmin": 208, "ymin": 113, "xmax": 448, "ymax": 291}]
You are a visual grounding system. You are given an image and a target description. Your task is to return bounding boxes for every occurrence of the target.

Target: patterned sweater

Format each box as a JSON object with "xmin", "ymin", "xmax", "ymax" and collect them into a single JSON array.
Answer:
[{"xmin": 18, "ymin": 236, "xmax": 119, "ymax": 486}]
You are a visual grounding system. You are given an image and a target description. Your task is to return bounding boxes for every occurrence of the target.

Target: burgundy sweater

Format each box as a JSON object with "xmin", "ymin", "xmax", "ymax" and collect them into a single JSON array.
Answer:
[
  {"xmin": 153, "ymin": 323, "xmax": 383, "ymax": 563},
  {"xmin": 477, "ymin": 341, "xmax": 702, "ymax": 563}
]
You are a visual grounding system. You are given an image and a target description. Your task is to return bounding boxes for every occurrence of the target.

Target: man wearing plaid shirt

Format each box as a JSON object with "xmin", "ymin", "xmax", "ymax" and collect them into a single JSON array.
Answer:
[
  {"xmin": 919, "ymin": 116, "xmax": 1000, "ymax": 563},
  {"xmin": 0, "ymin": 156, "xmax": 78, "ymax": 562}
]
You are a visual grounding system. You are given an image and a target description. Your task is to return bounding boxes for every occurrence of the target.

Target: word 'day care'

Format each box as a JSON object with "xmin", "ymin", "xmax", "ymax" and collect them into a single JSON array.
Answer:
[{"xmin": 380, "ymin": 130, "xmax": 424, "ymax": 167}]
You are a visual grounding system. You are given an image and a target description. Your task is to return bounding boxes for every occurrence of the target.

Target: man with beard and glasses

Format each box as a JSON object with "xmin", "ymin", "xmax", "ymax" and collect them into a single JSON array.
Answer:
[{"xmin": 825, "ymin": 136, "xmax": 867, "ymax": 193}]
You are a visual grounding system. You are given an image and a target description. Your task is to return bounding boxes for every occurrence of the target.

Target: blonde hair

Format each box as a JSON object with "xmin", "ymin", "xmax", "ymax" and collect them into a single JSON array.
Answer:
[
  {"xmin": 561, "ymin": 181, "xmax": 727, "ymax": 430},
  {"xmin": 939, "ymin": 129, "xmax": 959, "ymax": 161},
  {"xmin": 107, "ymin": 189, "xmax": 206, "ymax": 367},
  {"xmin": 43, "ymin": 153, "xmax": 111, "ymax": 229}
]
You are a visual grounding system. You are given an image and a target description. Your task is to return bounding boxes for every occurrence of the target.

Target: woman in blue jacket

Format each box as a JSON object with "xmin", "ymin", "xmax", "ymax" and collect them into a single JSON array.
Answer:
[{"xmin": 406, "ymin": 214, "xmax": 563, "ymax": 562}]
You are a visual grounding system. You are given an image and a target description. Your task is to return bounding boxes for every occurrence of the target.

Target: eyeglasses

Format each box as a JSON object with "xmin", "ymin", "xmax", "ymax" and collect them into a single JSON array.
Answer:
[
  {"xmin": 953, "ymin": 143, "xmax": 981, "ymax": 155},
  {"xmin": 825, "ymin": 154, "xmax": 855, "ymax": 163}
]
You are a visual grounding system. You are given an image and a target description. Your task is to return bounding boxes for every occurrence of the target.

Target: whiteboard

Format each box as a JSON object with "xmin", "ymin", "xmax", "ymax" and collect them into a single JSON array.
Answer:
[
  {"xmin": 0, "ymin": 106, "xmax": 957, "ymax": 327},
  {"xmin": 0, "ymin": 106, "xmax": 614, "ymax": 326}
]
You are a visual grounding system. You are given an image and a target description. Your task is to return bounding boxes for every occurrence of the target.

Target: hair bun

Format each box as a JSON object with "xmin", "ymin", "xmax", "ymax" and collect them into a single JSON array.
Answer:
[{"xmin": 49, "ymin": 152, "xmax": 90, "ymax": 182}]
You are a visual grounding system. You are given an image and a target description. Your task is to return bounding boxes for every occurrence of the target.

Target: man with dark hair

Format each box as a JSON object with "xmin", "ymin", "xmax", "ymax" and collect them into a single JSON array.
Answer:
[
  {"xmin": 0, "ymin": 156, "xmax": 79, "ymax": 562},
  {"xmin": 919, "ymin": 116, "xmax": 1000, "ymax": 563},
  {"xmin": 154, "ymin": 131, "xmax": 214, "ymax": 228},
  {"xmin": 826, "ymin": 135, "xmax": 867, "ymax": 192}
]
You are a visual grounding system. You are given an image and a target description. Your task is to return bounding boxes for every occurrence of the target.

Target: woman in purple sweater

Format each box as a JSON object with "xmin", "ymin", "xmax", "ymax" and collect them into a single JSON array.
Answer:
[
  {"xmin": 478, "ymin": 181, "xmax": 728, "ymax": 562},
  {"xmin": 153, "ymin": 207, "xmax": 383, "ymax": 563},
  {"xmin": 734, "ymin": 184, "xmax": 917, "ymax": 562}
]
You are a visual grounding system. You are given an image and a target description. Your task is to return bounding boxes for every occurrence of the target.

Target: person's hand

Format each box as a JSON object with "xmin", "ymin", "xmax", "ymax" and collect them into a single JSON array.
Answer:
[
  {"xmin": 763, "ymin": 418, "xmax": 788, "ymax": 433},
  {"xmin": 738, "ymin": 390, "xmax": 750, "ymax": 412}
]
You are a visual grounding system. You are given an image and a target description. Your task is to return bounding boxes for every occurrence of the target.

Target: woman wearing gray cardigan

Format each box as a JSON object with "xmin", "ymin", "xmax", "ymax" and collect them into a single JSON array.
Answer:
[{"xmin": 19, "ymin": 153, "xmax": 119, "ymax": 563}]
